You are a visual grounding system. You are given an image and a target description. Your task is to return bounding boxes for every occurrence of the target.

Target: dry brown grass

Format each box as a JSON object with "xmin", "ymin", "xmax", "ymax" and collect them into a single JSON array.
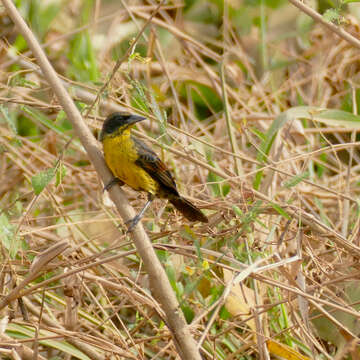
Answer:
[{"xmin": 1, "ymin": 1, "xmax": 360, "ymax": 359}]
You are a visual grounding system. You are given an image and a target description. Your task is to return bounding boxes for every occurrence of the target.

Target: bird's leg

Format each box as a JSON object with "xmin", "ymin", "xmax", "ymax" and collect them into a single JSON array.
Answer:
[
  {"xmin": 103, "ymin": 178, "xmax": 124, "ymax": 192},
  {"xmin": 126, "ymin": 193, "xmax": 154, "ymax": 232}
]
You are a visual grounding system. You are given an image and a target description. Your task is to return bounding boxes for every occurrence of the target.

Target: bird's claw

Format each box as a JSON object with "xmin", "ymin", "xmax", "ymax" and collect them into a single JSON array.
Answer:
[
  {"xmin": 125, "ymin": 215, "xmax": 141, "ymax": 233},
  {"xmin": 103, "ymin": 178, "xmax": 124, "ymax": 192}
]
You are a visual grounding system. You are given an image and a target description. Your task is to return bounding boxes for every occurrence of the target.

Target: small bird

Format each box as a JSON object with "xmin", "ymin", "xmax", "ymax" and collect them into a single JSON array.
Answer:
[{"xmin": 100, "ymin": 112, "xmax": 208, "ymax": 230}]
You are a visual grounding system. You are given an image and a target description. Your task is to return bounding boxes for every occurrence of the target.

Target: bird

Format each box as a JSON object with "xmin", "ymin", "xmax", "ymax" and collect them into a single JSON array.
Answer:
[{"xmin": 99, "ymin": 112, "xmax": 208, "ymax": 231}]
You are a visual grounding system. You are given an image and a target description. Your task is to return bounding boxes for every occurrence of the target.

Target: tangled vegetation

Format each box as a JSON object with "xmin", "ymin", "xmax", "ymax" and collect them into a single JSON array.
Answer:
[{"xmin": 1, "ymin": 0, "xmax": 360, "ymax": 359}]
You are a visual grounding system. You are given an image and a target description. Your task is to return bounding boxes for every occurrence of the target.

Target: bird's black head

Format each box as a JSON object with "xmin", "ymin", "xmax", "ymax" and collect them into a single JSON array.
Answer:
[{"xmin": 99, "ymin": 113, "xmax": 146, "ymax": 141}]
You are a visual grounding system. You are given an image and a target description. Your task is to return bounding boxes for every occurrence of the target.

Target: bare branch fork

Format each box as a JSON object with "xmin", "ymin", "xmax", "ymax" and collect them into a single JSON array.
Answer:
[{"xmin": 0, "ymin": 1, "xmax": 202, "ymax": 359}]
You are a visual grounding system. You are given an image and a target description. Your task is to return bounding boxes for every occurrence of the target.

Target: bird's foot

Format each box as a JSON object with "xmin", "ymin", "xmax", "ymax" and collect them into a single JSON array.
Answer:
[
  {"xmin": 123, "ymin": 196, "xmax": 153, "ymax": 233},
  {"xmin": 103, "ymin": 178, "xmax": 124, "ymax": 192},
  {"xmin": 125, "ymin": 215, "xmax": 141, "ymax": 233}
]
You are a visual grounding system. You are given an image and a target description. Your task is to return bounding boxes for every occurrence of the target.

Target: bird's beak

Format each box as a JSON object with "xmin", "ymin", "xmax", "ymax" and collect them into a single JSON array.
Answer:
[{"xmin": 128, "ymin": 115, "xmax": 146, "ymax": 125}]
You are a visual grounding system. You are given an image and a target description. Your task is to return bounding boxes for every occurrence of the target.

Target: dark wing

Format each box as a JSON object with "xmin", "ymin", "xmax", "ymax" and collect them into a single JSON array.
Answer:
[{"xmin": 132, "ymin": 136, "xmax": 179, "ymax": 196}]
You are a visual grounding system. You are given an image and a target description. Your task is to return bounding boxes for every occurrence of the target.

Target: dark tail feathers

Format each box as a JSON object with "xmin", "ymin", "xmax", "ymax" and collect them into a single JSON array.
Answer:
[{"xmin": 170, "ymin": 197, "xmax": 208, "ymax": 223}]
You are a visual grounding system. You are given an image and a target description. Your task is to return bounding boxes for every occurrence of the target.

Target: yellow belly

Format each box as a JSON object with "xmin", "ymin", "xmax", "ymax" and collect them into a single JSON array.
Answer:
[{"xmin": 103, "ymin": 133, "xmax": 159, "ymax": 195}]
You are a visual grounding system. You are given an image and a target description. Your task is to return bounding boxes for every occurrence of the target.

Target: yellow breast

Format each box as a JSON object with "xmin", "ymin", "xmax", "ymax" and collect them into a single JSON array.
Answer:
[{"xmin": 102, "ymin": 131, "xmax": 159, "ymax": 195}]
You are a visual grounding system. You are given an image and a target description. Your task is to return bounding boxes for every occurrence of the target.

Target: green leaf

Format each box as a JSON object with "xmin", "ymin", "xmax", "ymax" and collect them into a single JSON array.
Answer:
[
  {"xmin": 165, "ymin": 263, "xmax": 177, "ymax": 291},
  {"xmin": 269, "ymin": 202, "xmax": 291, "ymax": 220},
  {"xmin": 186, "ymin": 81, "xmax": 223, "ymax": 119},
  {"xmin": 32, "ymin": 168, "xmax": 55, "ymax": 195},
  {"xmin": 206, "ymin": 154, "xmax": 230, "ymax": 198},
  {"xmin": 312, "ymin": 108, "xmax": 360, "ymax": 127},
  {"xmin": 67, "ymin": 0, "xmax": 99, "ymax": 84},
  {"xmin": 0, "ymin": 213, "xmax": 21, "ymax": 258},
  {"xmin": 249, "ymin": 127, "xmax": 266, "ymax": 141},
  {"xmin": 253, "ymin": 112, "xmax": 288, "ymax": 190},
  {"xmin": 181, "ymin": 305, "xmax": 195, "ymax": 323},
  {"xmin": 221, "ymin": 183, "xmax": 231, "ymax": 197},
  {"xmin": 28, "ymin": 0, "xmax": 61, "ymax": 40},
  {"xmin": 21, "ymin": 106, "xmax": 69, "ymax": 137},
  {"xmin": 316, "ymin": 153, "xmax": 327, "ymax": 178},
  {"xmin": 129, "ymin": 78, "xmax": 150, "ymax": 113},
  {"xmin": 323, "ymin": 8, "xmax": 341, "ymax": 23},
  {"xmin": 0, "ymin": 105, "xmax": 18, "ymax": 135},
  {"xmin": 219, "ymin": 305, "xmax": 231, "ymax": 320},
  {"xmin": 11, "ymin": 35, "xmax": 28, "ymax": 52},
  {"xmin": 55, "ymin": 164, "xmax": 67, "ymax": 187},
  {"xmin": 150, "ymin": 91, "xmax": 167, "ymax": 137},
  {"xmin": 232, "ymin": 205, "xmax": 243, "ymax": 217},
  {"xmin": 234, "ymin": 200, "xmax": 263, "ymax": 234},
  {"xmin": 55, "ymin": 110, "xmax": 67, "ymax": 123},
  {"xmin": 283, "ymin": 171, "xmax": 309, "ymax": 188},
  {"xmin": 207, "ymin": 171, "xmax": 221, "ymax": 197},
  {"xmin": 314, "ymin": 197, "xmax": 331, "ymax": 226}
]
